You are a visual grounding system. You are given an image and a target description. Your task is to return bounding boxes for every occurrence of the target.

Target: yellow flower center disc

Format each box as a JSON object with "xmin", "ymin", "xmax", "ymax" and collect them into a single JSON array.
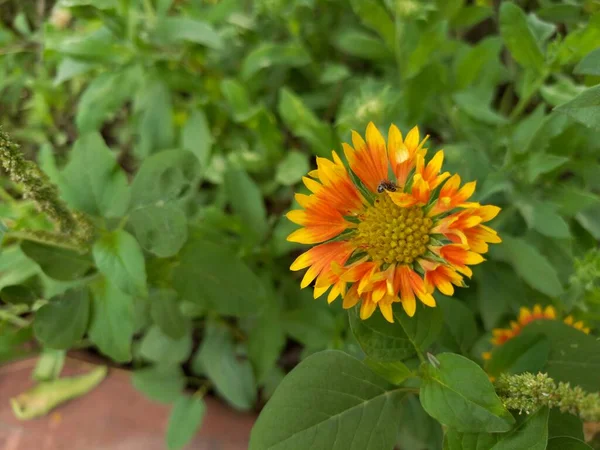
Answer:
[{"xmin": 353, "ymin": 194, "xmax": 432, "ymax": 265}]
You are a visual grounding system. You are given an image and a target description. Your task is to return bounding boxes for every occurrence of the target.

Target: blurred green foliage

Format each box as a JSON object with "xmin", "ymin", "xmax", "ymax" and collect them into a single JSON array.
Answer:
[{"xmin": 1, "ymin": 0, "xmax": 600, "ymax": 448}]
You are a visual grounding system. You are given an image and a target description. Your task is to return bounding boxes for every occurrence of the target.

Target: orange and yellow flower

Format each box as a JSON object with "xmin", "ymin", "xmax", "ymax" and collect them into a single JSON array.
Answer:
[
  {"xmin": 286, "ymin": 123, "xmax": 501, "ymax": 322},
  {"xmin": 482, "ymin": 304, "xmax": 591, "ymax": 360}
]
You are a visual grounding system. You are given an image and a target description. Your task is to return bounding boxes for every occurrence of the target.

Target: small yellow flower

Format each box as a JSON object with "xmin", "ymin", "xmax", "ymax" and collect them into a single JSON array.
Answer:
[{"xmin": 286, "ymin": 123, "xmax": 501, "ymax": 322}]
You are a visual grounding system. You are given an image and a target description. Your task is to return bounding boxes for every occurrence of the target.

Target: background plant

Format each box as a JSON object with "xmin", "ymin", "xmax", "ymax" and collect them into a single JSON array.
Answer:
[{"xmin": 0, "ymin": 0, "xmax": 599, "ymax": 449}]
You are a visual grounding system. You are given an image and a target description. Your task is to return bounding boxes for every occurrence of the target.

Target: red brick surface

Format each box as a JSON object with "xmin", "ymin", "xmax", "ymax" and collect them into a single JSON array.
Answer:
[{"xmin": 0, "ymin": 355, "xmax": 255, "ymax": 450}]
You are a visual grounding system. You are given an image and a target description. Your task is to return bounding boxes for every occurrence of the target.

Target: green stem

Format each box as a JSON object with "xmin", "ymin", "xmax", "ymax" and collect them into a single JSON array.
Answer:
[
  {"xmin": 509, "ymin": 71, "xmax": 550, "ymax": 121},
  {"xmin": 0, "ymin": 309, "xmax": 31, "ymax": 328},
  {"xmin": 6, "ymin": 230, "xmax": 88, "ymax": 252}
]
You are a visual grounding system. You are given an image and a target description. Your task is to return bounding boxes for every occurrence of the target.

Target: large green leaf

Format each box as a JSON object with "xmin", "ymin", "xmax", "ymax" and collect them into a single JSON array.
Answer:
[
  {"xmin": 420, "ymin": 353, "xmax": 515, "ymax": 433},
  {"xmin": 529, "ymin": 321, "xmax": 600, "ymax": 392},
  {"xmin": 485, "ymin": 333, "xmax": 550, "ymax": 377},
  {"xmin": 349, "ymin": 302, "xmax": 442, "ymax": 362},
  {"xmin": 278, "ymin": 87, "xmax": 336, "ymax": 157},
  {"xmin": 76, "ymin": 67, "xmax": 140, "ymax": 132},
  {"xmin": 173, "ymin": 238, "xmax": 265, "ymax": 317},
  {"xmin": 20, "ymin": 241, "xmax": 94, "ymax": 281},
  {"xmin": 547, "ymin": 437, "xmax": 593, "ymax": 450},
  {"xmin": 181, "ymin": 109, "xmax": 213, "ymax": 167},
  {"xmin": 224, "ymin": 167, "xmax": 268, "ymax": 241},
  {"xmin": 93, "ymin": 230, "xmax": 147, "ymax": 297},
  {"xmin": 241, "ymin": 42, "xmax": 310, "ymax": 80},
  {"xmin": 195, "ymin": 321, "xmax": 256, "ymax": 410},
  {"xmin": 153, "ymin": 17, "xmax": 223, "ymax": 49},
  {"xmin": 88, "ymin": 278, "xmax": 134, "ymax": 363},
  {"xmin": 248, "ymin": 300, "xmax": 286, "ymax": 384},
  {"xmin": 349, "ymin": 0, "xmax": 395, "ymax": 49},
  {"xmin": 499, "ymin": 3, "xmax": 545, "ymax": 72},
  {"xmin": 166, "ymin": 395, "xmax": 206, "ymax": 450},
  {"xmin": 128, "ymin": 149, "xmax": 198, "ymax": 257},
  {"xmin": 444, "ymin": 430, "xmax": 498, "ymax": 450},
  {"xmin": 444, "ymin": 409, "xmax": 550, "ymax": 450},
  {"xmin": 491, "ymin": 408, "xmax": 548, "ymax": 450},
  {"xmin": 437, "ymin": 295, "xmax": 478, "ymax": 354},
  {"xmin": 555, "ymin": 84, "xmax": 600, "ymax": 130},
  {"xmin": 500, "ymin": 236, "xmax": 563, "ymax": 296},
  {"xmin": 574, "ymin": 48, "xmax": 600, "ymax": 76},
  {"xmin": 34, "ymin": 288, "xmax": 90, "ymax": 350},
  {"xmin": 132, "ymin": 365, "xmax": 186, "ymax": 404},
  {"xmin": 135, "ymin": 79, "xmax": 175, "ymax": 157},
  {"xmin": 249, "ymin": 350, "xmax": 405, "ymax": 450},
  {"xmin": 60, "ymin": 132, "xmax": 130, "ymax": 218},
  {"xmin": 139, "ymin": 325, "xmax": 192, "ymax": 366},
  {"xmin": 149, "ymin": 289, "xmax": 189, "ymax": 340}
]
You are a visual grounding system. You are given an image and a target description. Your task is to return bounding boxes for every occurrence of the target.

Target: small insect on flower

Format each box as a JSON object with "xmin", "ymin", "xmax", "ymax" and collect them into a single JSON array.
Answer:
[
  {"xmin": 286, "ymin": 122, "xmax": 502, "ymax": 322},
  {"xmin": 376, "ymin": 180, "xmax": 397, "ymax": 193}
]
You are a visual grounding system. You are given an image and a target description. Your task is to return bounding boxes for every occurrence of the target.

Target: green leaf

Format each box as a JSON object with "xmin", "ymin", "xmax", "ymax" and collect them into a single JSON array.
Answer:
[
  {"xmin": 275, "ymin": 151, "xmax": 310, "ymax": 186},
  {"xmin": 54, "ymin": 58, "xmax": 93, "ymax": 85},
  {"xmin": 555, "ymin": 84, "xmax": 600, "ymax": 130},
  {"xmin": 60, "ymin": 132, "xmax": 130, "ymax": 217},
  {"xmin": 499, "ymin": 2, "xmax": 545, "ymax": 72},
  {"xmin": 129, "ymin": 149, "xmax": 199, "ymax": 257},
  {"xmin": 135, "ymin": 79, "xmax": 175, "ymax": 157},
  {"xmin": 166, "ymin": 395, "xmax": 206, "ymax": 450},
  {"xmin": 181, "ymin": 109, "xmax": 213, "ymax": 167},
  {"xmin": 453, "ymin": 91, "xmax": 508, "ymax": 125},
  {"xmin": 574, "ymin": 48, "xmax": 600, "ymax": 76},
  {"xmin": 349, "ymin": 0, "xmax": 395, "ymax": 49},
  {"xmin": 58, "ymin": 0, "xmax": 118, "ymax": 8},
  {"xmin": 128, "ymin": 204, "xmax": 188, "ymax": 258},
  {"xmin": 139, "ymin": 325, "xmax": 192, "ymax": 366},
  {"xmin": 577, "ymin": 203, "xmax": 600, "ymax": 240},
  {"xmin": 363, "ymin": 359, "xmax": 413, "ymax": 385},
  {"xmin": 76, "ymin": 67, "xmax": 140, "ymax": 132},
  {"xmin": 333, "ymin": 29, "xmax": 392, "ymax": 61},
  {"xmin": 0, "ymin": 246, "xmax": 39, "ymax": 290},
  {"xmin": 548, "ymin": 410, "xmax": 583, "ymax": 440},
  {"xmin": 34, "ymin": 288, "xmax": 90, "ymax": 350},
  {"xmin": 420, "ymin": 353, "xmax": 515, "ymax": 433},
  {"xmin": 278, "ymin": 87, "xmax": 336, "ymax": 157},
  {"xmin": 398, "ymin": 395, "xmax": 444, "ymax": 450},
  {"xmin": 249, "ymin": 350, "xmax": 405, "ymax": 450},
  {"xmin": 173, "ymin": 238, "xmax": 265, "ymax": 317},
  {"xmin": 349, "ymin": 302, "xmax": 442, "ymax": 362},
  {"xmin": 529, "ymin": 321, "xmax": 600, "ymax": 392},
  {"xmin": 444, "ymin": 430, "xmax": 498, "ymax": 450},
  {"xmin": 526, "ymin": 153, "xmax": 569, "ymax": 183},
  {"xmin": 224, "ymin": 167, "xmax": 268, "ymax": 240},
  {"xmin": 220, "ymin": 79, "xmax": 258, "ymax": 122},
  {"xmin": 491, "ymin": 408, "xmax": 548, "ymax": 450},
  {"xmin": 153, "ymin": 17, "xmax": 223, "ymax": 49},
  {"xmin": 516, "ymin": 199, "xmax": 571, "ymax": 239},
  {"xmin": 248, "ymin": 303, "xmax": 286, "ymax": 384},
  {"xmin": 485, "ymin": 333, "xmax": 550, "ymax": 377},
  {"xmin": 476, "ymin": 263, "xmax": 522, "ymax": 330},
  {"xmin": 20, "ymin": 241, "xmax": 94, "ymax": 281},
  {"xmin": 196, "ymin": 321, "xmax": 256, "ymax": 410},
  {"xmin": 241, "ymin": 42, "xmax": 310, "ymax": 80},
  {"xmin": 500, "ymin": 236, "xmax": 563, "ymax": 296},
  {"xmin": 149, "ymin": 289, "xmax": 189, "ymax": 340},
  {"xmin": 92, "ymin": 230, "xmax": 147, "ymax": 297},
  {"xmin": 88, "ymin": 278, "xmax": 134, "ymax": 363},
  {"xmin": 437, "ymin": 295, "xmax": 478, "ymax": 354},
  {"xmin": 132, "ymin": 365, "xmax": 186, "ymax": 404},
  {"xmin": 547, "ymin": 437, "xmax": 593, "ymax": 450}
]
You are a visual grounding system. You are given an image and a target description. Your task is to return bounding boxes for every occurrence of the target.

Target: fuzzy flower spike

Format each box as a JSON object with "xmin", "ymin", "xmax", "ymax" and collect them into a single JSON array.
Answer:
[{"xmin": 286, "ymin": 123, "xmax": 501, "ymax": 322}]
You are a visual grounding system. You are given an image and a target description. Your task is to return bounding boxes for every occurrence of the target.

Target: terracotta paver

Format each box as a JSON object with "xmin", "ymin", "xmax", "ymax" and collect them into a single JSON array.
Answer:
[{"xmin": 0, "ymin": 355, "xmax": 256, "ymax": 450}]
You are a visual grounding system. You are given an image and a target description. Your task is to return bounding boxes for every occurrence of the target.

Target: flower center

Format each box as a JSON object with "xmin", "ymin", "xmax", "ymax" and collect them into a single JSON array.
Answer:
[{"xmin": 353, "ymin": 194, "xmax": 433, "ymax": 265}]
